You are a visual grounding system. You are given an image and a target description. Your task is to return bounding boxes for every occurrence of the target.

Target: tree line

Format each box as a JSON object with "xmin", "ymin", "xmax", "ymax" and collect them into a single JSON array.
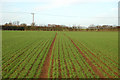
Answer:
[{"xmin": 1, "ymin": 22, "xmax": 119, "ymax": 31}]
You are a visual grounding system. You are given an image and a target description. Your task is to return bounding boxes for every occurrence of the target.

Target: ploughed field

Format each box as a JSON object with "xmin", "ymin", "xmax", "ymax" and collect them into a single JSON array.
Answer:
[{"xmin": 2, "ymin": 31, "xmax": 118, "ymax": 78}]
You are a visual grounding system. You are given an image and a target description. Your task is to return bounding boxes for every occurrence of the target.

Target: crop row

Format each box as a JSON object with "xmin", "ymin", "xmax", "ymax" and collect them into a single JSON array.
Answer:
[
  {"xmin": 64, "ymin": 32, "xmax": 118, "ymax": 78},
  {"xmin": 2, "ymin": 31, "xmax": 118, "ymax": 78},
  {"xmin": 48, "ymin": 32, "xmax": 118, "ymax": 78},
  {"xmin": 2, "ymin": 31, "xmax": 56, "ymax": 78},
  {"xmin": 49, "ymin": 32, "xmax": 98, "ymax": 78}
]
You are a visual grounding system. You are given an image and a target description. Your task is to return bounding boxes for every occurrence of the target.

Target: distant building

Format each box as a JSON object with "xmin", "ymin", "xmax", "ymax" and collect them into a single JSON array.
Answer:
[
  {"xmin": 13, "ymin": 21, "xmax": 20, "ymax": 26},
  {"xmin": 48, "ymin": 24, "xmax": 56, "ymax": 27},
  {"xmin": 55, "ymin": 25, "xmax": 60, "ymax": 27},
  {"xmin": 88, "ymin": 27, "xmax": 97, "ymax": 29}
]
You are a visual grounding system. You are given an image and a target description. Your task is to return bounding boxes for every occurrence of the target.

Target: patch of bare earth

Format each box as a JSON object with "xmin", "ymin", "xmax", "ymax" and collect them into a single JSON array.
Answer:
[
  {"xmin": 50, "ymin": 55, "xmax": 54, "ymax": 78},
  {"xmin": 39, "ymin": 33, "xmax": 57, "ymax": 78}
]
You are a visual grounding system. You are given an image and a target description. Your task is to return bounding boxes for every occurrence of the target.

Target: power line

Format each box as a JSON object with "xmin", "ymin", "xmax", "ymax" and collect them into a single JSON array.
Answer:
[
  {"xmin": 0, "ymin": 11, "xmax": 78, "ymax": 17},
  {"xmin": 0, "ymin": 11, "xmax": 118, "ymax": 18},
  {"xmin": 0, "ymin": 11, "xmax": 84, "ymax": 17}
]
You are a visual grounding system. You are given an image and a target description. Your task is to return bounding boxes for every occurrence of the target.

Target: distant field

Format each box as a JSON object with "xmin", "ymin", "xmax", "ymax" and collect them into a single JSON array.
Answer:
[{"xmin": 2, "ymin": 31, "xmax": 118, "ymax": 78}]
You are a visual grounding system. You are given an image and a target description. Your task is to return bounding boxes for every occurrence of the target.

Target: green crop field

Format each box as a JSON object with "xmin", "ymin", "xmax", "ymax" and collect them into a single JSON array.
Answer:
[{"xmin": 2, "ymin": 31, "xmax": 118, "ymax": 78}]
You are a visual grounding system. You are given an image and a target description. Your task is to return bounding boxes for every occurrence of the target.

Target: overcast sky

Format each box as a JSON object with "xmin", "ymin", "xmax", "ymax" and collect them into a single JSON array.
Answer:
[{"xmin": 0, "ymin": 0, "xmax": 119, "ymax": 27}]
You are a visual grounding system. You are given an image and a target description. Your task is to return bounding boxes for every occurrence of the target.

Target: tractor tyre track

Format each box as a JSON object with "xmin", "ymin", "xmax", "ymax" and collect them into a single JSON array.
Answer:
[
  {"xmin": 76, "ymin": 40, "xmax": 118, "ymax": 76},
  {"xmin": 39, "ymin": 33, "xmax": 57, "ymax": 78},
  {"xmin": 50, "ymin": 55, "xmax": 54, "ymax": 78},
  {"xmin": 26, "ymin": 40, "xmax": 51, "ymax": 77},
  {"xmin": 76, "ymin": 43, "xmax": 114, "ymax": 78},
  {"xmin": 67, "ymin": 42, "xmax": 96, "ymax": 78},
  {"xmin": 66, "ymin": 36, "xmax": 105, "ymax": 78},
  {"xmin": 33, "ymin": 40, "xmax": 51, "ymax": 77}
]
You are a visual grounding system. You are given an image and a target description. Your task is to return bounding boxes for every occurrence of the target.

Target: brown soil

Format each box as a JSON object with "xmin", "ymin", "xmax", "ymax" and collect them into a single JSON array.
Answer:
[
  {"xmin": 50, "ymin": 55, "xmax": 54, "ymax": 78},
  {"xmin": 33, "ymin": 40, "xmax": 50, "ymax": 77},
  {"xmin": 39, "ymin": 33, "xmax": 57, "ymax": 78}
]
